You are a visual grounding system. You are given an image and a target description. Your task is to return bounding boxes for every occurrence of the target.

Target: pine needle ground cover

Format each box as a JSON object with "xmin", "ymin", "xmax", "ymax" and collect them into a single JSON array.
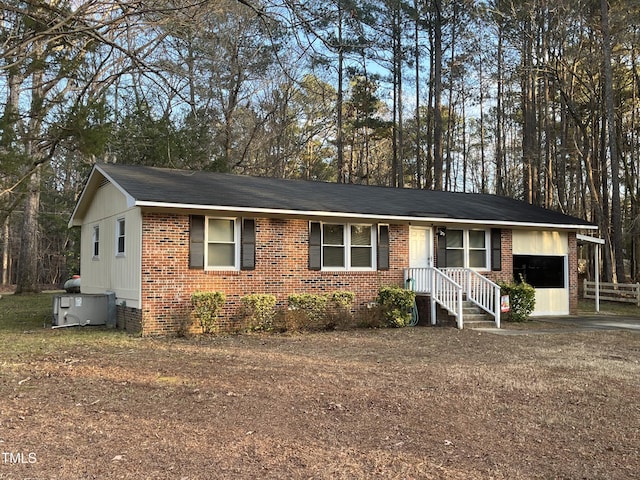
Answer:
[{"xmin": 0, "ymin": 293, "xmax": 638, "ymax": 479}]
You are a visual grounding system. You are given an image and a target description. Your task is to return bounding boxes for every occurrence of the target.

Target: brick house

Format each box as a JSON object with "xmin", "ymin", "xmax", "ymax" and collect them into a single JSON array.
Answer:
[{"xmin": 68, "ymin": 163, "xmax": 597, "ymax": 335}]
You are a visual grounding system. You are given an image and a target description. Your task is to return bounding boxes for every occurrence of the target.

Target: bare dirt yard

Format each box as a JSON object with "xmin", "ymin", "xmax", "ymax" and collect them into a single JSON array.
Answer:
[{"xmin": 1, "ymin": 293, "xmax": 639, "ymax": 479}]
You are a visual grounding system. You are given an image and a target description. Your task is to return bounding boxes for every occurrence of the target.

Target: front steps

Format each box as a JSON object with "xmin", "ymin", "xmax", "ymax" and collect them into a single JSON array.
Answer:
[{"xmin": 459, "ymin": 300, "xmax": 497, "ymax": 329}]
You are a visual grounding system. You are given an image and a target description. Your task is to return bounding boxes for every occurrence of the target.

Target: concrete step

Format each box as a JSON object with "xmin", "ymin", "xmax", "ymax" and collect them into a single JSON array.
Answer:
[
  {"xmin": 454, "ymin": 301, "xmax": 497, "ymax": 328},
  {"xmin": 465, "ymin": 319, "xmax": 498, "ymax": 329}
]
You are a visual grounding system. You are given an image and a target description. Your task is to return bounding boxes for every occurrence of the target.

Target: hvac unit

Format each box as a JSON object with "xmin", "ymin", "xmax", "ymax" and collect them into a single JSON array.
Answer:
[{"xmin": 52, "ymin": 293, "xmax": 116, "ymax": 328}]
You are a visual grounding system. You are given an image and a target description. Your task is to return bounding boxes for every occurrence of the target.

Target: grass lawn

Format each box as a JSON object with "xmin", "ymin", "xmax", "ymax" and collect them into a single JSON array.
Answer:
[{"xmin": 0, "ymin": 293, "xmax": 638, "ymax": 479}]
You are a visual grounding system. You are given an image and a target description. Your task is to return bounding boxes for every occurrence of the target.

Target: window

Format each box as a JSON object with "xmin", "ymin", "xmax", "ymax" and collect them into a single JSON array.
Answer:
[
  {"xmin": 468, "ymin": 230, "xmax": 487, "ymax": 268},
  {"xmin": 116, "ymin": 218, "xmax": 125, "ymax": 255},
  {"xmin": 350, "ymin": 225, "xmax": 373, "ymax": 267},
  {"xmin": 513, "ymin": 255, "xmax": 566, "ymax": 288},
  {"xmin": 321, "ymin": 223, "xmax": 374, "ymax": 270},
  {"xmin": 205, "ymin": 218, "xmax": 238, "ymax": 269},
  {"xmin": 442, "ymin": 229, "xmax": 488, "ymax": 269},
  {"xmin": 92, "ymin": 225, "xmax": 100, "ymax": 258},
  {"xmin": 445, "ymin": 230, "xmax": 464, "ymax": 267},
  {"xmin": 190, "ymin": 216, "xmax": 254, "ymax": 270}
]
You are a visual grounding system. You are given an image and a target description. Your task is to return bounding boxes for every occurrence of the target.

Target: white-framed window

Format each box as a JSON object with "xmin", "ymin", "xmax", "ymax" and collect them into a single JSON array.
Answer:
[
  {"xmin": 205, "ymin": 217, "xmax": 239, "ymax": 270},
  {"xmin": 468, "ymin": 230, "xmax": 488, "ymax": 268},
  {"xmin": 92, "ymin": 225, "xmax": 100, "ymax": 258},
  {"xmin": 444, "ymin": 229, "xmax": 489, "ymax": 270},
  {"xmin": 116, "ymin": 218, "xmax": 125, "ymax": 255},
  {"xmin": 322, "ymin": 223, "xmax": 375, "ymax": 270}
]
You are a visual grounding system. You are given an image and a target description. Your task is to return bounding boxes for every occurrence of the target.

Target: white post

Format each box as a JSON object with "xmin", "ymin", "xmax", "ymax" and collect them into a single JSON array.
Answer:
[
  {"xmin": 595, "ymin": 244, "xmax": 600, "ymax": 313},
  {"xmin": 457, "ymin": 287, "xmax": 463, "ymax": 329},
  {"xmin": 430, "ymin": 267, "xmax": 437, "ymax": 325},
  {"xmin": 494, "ymin": 286, "xmax": 501, "ymax": 329}
]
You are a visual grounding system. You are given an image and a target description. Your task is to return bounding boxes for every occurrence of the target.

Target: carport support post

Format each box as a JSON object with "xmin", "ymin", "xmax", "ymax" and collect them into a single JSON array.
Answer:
[{"xmin": 578, "ymin": 234, "xmax": 604, "ymax": 313}]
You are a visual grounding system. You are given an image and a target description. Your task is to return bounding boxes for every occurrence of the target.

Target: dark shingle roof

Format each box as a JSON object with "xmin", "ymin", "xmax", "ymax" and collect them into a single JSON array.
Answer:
[{"xmin": 88, "ymin": 163, "xmax": 594, "ymax": 229}]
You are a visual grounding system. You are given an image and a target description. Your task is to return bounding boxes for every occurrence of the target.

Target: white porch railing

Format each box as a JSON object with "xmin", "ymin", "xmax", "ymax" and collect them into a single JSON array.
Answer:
[
  {"xmin": 442, "ymin": 268, "xmax": 501, "ymax": 328},
  {"xmin": 404, "ymin": 267, "xmax": 501, "ymax": 329},
  {"xmin": 405, "ymin": 267, "xmax": 463, "ymax": 329}
]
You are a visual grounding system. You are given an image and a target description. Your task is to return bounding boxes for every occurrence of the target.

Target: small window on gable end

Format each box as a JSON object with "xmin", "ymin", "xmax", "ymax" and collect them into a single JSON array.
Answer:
[
  {"xmin": 92, "ymin": 225, "xmax": 100, "ymax": 258},
  {"xmin": 116, "ymin": 218, "xmax": 125, "ymax": 255}
]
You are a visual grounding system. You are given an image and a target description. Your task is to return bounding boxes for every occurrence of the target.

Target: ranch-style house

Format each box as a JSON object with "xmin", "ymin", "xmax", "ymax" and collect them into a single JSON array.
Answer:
[{"xmin": 68, "ymin": 163, "xmax": 597, "ymax": 335}]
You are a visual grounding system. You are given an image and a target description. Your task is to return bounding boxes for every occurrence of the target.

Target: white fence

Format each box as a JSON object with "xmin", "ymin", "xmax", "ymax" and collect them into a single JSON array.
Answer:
[{"xmin": 583, "ymin": 279, "xmax": 640, "ymax": 305}]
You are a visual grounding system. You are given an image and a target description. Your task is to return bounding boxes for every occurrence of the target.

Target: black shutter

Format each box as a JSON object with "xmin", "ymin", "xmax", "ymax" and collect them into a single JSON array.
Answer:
[
  {"xmin": 189, "ymin": 215, "xmax": 205, "ymax": 269},
  {"xmin": 491, "ymin": 228, "xmax": 502, "ymax": 271},
  {"xmin": 435, "ymin": 227, "xmax": 447, "ymax": 268},
  {"xmin": 241, "ymin": 218, "xmax": 256, "ymax": 270},
  {"xmin": 377, "ymin": 225, "xmax": 390, "ymax": 270},
  {"xmin": 309, "ymin": 222, "xmax": 321, "ymax": 270}
]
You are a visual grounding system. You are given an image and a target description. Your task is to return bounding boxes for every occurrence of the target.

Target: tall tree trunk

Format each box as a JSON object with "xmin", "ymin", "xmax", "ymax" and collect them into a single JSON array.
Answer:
[
  {"xmin": 521, "ymin": 16, "xmax": 537, "ymax": 204},
  {"xmin": 336, "ymin": 1, "xmax": 345, "ymax": 183},
  {"xmin": 425, "ymin": 21, "xmax": 434, "ymax": 189},
  {"xmin": 396, "ymin": 1, "xmax": 404, "ymax": 188},
  {"xmin": 478, "ymin": 52, "xmax": 487, "ymax": 194},
  {"xmin": 16, "ymin": 39, "xmax": 45, "ymax": 294},
  {"xmin": 432, "ymin": 0, "xmax": 443, "ymax": 190},
  {"xmin": 414, "ymin": 0, "xmax": 422, "ymax": 188},
  {"xmin": 495, "ymin": 21, "xmax": 505, "ymax": 196},
  {"xmin": 2, "ymin": 216, "xmax": 9, "ymax": 285},
  {"xmin": 600, "ymin": 0, "xmax": 625, "ymax": 281},
  {"xmin": 16, "ymin": 166, "xmax": 41, "ymax": 294}
]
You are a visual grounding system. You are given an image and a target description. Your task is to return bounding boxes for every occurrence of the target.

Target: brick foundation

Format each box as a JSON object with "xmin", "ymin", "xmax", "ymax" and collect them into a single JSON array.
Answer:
[{"xmin": 116, "ymin": 304, "xmax": 142, "ymax": 333}]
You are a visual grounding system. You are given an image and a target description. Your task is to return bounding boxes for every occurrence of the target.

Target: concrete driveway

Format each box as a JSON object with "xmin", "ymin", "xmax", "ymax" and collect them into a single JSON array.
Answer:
[
  {"xmin": 478, "ymin": 315, "xmax": 640, "ymax": 335},
  {"xmin": 539, "ymin": 315, "xmax": 640, "ymax": 333}
]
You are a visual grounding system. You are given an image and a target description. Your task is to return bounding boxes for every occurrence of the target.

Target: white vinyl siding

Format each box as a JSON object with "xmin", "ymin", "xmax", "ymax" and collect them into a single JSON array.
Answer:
[
  {"xmin": 512, "ymin": 230, "xmax": 569, "ymax": 316},
  {"xmin": 79, "ymin": 183, "xmax": 141, "ymax": 309}
]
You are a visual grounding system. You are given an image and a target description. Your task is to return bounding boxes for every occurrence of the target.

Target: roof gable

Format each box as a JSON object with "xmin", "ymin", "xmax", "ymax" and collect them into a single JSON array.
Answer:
[{"xmin": 69, "ymin": 163, "xmax": 596, "ymax": 230}]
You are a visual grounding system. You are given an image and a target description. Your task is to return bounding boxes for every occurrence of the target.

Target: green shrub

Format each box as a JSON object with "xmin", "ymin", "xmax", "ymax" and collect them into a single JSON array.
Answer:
[
  {"xmin": 499, "ymin": 277, "xmax": 536, "ymax": 322},
  {"xmin": 376, "ymin": 286, "xmax": 416, "ymax": 328},
  {"xmin": 241, "ymin": 294, "xmax": 277, "ymax": 332},
  {"xmin": 326, "ymin": 291, "xmax": 356, "ymax": 330},
  {"xmin": 329, "ymin": 291, "xmax": 356, "ymax": 310},
  {"xmin": 191, "ymin": 291, "xmax": 226, "ymax": 334},
  {"xmin": 287, "ymin": 293, "xmax": 328, "ymax": 330}
]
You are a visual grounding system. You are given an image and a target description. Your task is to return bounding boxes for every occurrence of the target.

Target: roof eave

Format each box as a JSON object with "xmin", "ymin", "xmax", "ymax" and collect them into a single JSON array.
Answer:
[{"xmin": 135, "ymin": 200, "xmax": 598, "ymax": 231}]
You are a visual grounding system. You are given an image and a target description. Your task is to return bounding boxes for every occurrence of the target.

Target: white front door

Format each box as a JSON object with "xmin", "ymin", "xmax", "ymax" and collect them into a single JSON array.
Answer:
[{"xmin": 409, "ymin": 226, "xmax": 433, "ymax": 268}]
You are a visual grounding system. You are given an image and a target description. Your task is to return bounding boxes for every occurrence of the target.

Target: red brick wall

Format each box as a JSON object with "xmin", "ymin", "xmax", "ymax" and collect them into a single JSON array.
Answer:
[
  {"xmin": 139, "ymin": 214, "xmax": 407, "ymax": 335},
  {"xmin": 568, "ymin": 232, "xmax": 578, "ymax": 314},
  {"xmin": 135, "ymin": 217, "xmax": 580, "ymax": 335},
  {"xmin": 484, "ymin": 229, "xmax": 513, "ymax": 284}
]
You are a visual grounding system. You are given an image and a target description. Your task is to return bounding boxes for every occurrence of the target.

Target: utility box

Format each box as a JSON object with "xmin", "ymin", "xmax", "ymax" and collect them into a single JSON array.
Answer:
[{"xmin": 52, "ymin": 293, "xmax": 116, "ymax": 328}]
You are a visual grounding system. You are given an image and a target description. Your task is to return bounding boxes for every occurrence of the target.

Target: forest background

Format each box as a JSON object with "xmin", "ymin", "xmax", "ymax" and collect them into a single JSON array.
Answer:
[{"xmin": 1, "ymin": 0, "xmax": 639, "ymax": 293}]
